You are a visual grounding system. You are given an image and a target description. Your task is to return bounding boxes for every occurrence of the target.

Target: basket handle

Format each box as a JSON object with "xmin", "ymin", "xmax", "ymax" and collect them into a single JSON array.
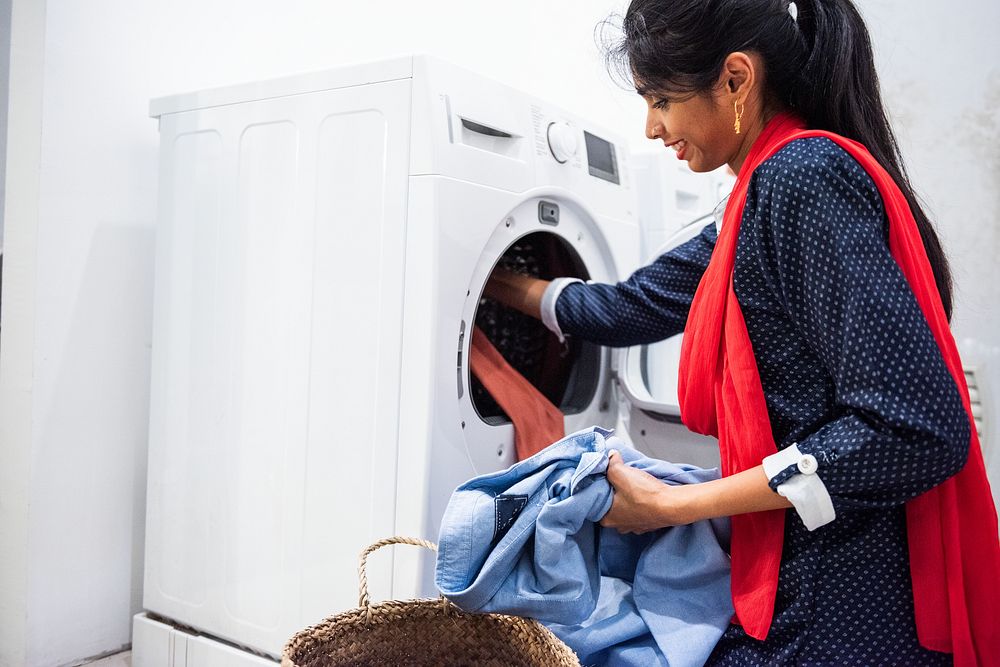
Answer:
[{"xmin": 358, "ymin": 536, "xmax": 443, "ymax": 621}]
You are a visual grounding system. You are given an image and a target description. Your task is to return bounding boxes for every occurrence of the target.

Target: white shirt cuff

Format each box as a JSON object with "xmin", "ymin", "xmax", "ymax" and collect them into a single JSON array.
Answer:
[
  {"xmin": 540, "ymin": 277, "xmax": 583, "ymax": 343},
  {"xmin": 763, "ymin": 443, "xmax": 836, "ymax": 531}
]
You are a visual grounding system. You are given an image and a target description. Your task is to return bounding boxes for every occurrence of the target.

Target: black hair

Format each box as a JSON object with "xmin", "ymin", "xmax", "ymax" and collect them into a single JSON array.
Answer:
[{"xmin": 605, "ymin": 0, "xmax": 954, "ymax": 319}]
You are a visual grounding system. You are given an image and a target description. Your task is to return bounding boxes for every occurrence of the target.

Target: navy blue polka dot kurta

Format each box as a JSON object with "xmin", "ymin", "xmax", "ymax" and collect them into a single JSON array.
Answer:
[{"xmin": 555, "ymin": 138, "xmax": 970, "ymax": 665}]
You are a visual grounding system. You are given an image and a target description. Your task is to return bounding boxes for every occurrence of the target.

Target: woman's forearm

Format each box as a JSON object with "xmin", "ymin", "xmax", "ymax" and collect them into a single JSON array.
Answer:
[
  {"xmin": 482, "ymin": 270, "xmax": 549, "ymax": 320},
  {"xmin": 602, "ymin": 453, "xmax": 792, "ymax": 533},
  {"xmin": 673, "ymin": 465, "xmax": 792, "ymax": 524}
]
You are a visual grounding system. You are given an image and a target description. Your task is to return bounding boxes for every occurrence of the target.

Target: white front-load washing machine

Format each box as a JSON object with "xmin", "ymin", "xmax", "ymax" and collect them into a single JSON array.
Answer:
[{"xmin": 133, "ymin": 55, "xmax": 672, "ymax": 665}]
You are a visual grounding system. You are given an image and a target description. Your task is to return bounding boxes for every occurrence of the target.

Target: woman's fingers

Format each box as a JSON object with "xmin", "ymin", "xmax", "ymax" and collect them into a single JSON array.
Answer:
[
  {"xmin": 606, "ymin": 449, "xmax": 629, "ymax": 489},
  {"xmin": 602, "ymin": 449, "xmax": 639, "ymax": 532},
  {"xmin": 600, "ymin": 451, "xmax": 619, "ymax": 529},
  {"xmin": 601, "ymin": 448, "xmax": 690, "ymax": 532}
]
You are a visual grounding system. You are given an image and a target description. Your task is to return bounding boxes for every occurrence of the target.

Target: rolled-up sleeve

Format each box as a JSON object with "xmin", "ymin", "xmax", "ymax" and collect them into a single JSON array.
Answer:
[
  {"xmin": 752, "ymin": 146, "xmax": 970, "ymax": 516},
  {"xmin": 552, "ymin": 222, "xmax": 717, "ymax": 348},
  {"xmin": 540, "ymin": 277, "xmax": 583, "ymax": 343}
]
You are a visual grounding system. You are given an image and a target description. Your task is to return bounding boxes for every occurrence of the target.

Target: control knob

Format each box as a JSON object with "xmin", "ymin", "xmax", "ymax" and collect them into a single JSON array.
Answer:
[{"xmin": 546, "ymin": 121, "xmax": 578, "ymax": 164}]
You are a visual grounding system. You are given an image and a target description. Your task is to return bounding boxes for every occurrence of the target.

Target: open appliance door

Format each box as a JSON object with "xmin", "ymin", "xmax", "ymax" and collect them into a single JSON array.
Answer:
[{"xmin": 613, "ymin": 215, "xmax": 721, "ymax": 469}]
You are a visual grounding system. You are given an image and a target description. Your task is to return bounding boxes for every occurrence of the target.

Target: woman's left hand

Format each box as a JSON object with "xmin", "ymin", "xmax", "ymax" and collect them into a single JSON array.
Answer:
[{"xmin": 599, "ymin": 450, "xmax": 698, "ymax": 534}]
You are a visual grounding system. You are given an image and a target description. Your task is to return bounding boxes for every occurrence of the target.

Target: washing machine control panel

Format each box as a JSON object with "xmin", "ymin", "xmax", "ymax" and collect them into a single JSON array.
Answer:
[
  {"xmin": 532, "ymin": 106, "xmax": 583, "ymax": 172},
  {"xmin": 532, "ymin": 106, "xmax": 621, "ymax": 188}
]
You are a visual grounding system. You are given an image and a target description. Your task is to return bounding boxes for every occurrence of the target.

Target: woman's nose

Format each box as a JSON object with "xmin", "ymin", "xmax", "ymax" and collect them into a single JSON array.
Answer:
[{"xmin": 645, "ymin": 113, "xmax": 662, "ymax": 140}]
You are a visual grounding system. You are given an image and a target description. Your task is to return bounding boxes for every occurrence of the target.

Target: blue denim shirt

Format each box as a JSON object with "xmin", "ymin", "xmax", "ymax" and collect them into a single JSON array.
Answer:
[{"xmin": 435, "ymin": 427, "xmax": 733, "ymax": 667}]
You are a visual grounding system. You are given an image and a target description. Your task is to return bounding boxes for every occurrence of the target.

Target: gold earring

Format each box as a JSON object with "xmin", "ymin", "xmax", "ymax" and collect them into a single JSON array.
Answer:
[{"xmin": 734, "ymin": 99, "xmax": 745, "ymax": 135}]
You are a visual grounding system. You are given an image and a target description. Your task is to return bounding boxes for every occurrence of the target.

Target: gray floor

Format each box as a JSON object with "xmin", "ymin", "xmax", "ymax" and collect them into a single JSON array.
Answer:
[{"xmin": 82, "ymin": 652, "xmax": 130, "ymax": 667}]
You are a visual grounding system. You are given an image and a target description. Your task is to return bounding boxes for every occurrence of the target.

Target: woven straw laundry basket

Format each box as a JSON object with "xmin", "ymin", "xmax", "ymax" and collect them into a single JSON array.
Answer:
[{"xmin": 281, "ymin": 536, "xmax": 581, "ymax": 667}]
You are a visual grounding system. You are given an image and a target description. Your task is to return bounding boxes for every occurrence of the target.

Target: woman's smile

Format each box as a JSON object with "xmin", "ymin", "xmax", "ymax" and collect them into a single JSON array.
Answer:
[
  {"xmin": 672, "ymin": 139, "xmax": 688, "ymax": 159},
  {"xmin": 663, "ymin": 138, "xmax": 688, "ymax": 159}
]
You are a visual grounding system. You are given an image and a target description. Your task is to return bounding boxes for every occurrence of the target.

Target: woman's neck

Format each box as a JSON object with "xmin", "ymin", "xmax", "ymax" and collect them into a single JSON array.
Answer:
[{"xmin": 728, "ymin": 102, "xmax": 787, "ymax": 174}]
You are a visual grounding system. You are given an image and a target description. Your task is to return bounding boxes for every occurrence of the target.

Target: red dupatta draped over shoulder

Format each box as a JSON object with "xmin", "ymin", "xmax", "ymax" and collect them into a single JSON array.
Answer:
[{"xmin": 677, "ymin": 112, "xmax": 1000, "ymax": 664}]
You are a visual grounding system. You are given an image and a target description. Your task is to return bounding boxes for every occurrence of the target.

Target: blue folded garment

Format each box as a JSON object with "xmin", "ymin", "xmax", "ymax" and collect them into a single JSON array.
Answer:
[{"xmin": 435, "ymin": 426, "xmax": 733, "ymax": 667}]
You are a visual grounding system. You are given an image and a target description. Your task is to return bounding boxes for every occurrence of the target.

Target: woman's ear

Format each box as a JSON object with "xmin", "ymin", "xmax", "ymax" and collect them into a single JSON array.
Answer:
[{"xmin": 721, "ymin": 52, "xmax": 755, "ymax": 98}]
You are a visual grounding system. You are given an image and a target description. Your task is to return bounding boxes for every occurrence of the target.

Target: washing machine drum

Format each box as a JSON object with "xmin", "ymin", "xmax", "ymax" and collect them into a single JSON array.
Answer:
[{"xmin": 471, "ymin": 231, "xmax": 600, "ymax": 425}]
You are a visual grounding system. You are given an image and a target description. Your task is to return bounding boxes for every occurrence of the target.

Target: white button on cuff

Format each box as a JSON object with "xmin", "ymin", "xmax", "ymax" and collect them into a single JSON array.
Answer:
[
  {"xmin": 797, "ymin": 454, "xmax": 818, "ymax": 475},
  {"xmin": 763, "ymin": 444, "xmax": 836, "ymax": 531}
]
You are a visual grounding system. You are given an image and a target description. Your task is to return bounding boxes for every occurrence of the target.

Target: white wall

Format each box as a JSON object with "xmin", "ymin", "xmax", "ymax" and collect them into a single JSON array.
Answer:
[
  {"xmin": 0, "ymin": 1, "xmax": 996, "ymax": 665},
  {"xmin": 0, "ymin": 0, "xmax": 45, "ymax": 665}
]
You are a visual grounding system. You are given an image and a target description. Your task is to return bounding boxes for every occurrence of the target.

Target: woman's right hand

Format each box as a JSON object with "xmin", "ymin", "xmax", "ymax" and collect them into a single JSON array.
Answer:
[{"xmin": 482, "ymin": 269, "xmax": 549, "ymax": 320}]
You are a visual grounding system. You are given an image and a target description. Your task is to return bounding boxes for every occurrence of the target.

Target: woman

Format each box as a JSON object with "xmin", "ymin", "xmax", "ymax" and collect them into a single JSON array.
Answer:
[{"xmin": 485, "ymin": 0, "xmax": 999, "ymax": 664}]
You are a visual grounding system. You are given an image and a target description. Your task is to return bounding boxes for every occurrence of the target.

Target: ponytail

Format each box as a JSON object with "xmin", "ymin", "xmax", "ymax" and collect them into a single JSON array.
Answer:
[
  {"xmin": 607, "ymin": 0, "xmax": 954, "ymax": 319},
  {"xmin": 791, "ymin": 0, "xmax": 953, "ymax": 318}
]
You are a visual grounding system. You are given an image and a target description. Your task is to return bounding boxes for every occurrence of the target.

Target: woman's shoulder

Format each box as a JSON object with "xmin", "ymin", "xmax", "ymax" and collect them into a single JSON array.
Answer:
[
  {"xmin": 742, "ymin": 136, "xmax": 889, "ymax": 250},
  {"xmin": 752, "ymin": 136, "xmax": 881, "ymax": 202}
]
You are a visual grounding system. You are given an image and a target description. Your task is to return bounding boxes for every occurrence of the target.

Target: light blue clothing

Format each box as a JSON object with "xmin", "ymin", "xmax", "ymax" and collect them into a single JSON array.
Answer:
[{"xmin": 435, "ymin": 426, "xmax": 734, "ymax": 667}]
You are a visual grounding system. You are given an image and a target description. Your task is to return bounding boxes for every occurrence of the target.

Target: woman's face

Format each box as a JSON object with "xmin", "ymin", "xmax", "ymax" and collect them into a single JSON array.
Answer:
[{"xmin": 641, "ymin": 86, "xmax": 740, "ymax": 173}]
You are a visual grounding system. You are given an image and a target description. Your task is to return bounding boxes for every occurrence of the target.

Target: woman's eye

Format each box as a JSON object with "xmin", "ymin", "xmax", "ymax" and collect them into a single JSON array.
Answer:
[{"xmin": 652, "ymin": 98, "xmax": 669, "ymax": 110}]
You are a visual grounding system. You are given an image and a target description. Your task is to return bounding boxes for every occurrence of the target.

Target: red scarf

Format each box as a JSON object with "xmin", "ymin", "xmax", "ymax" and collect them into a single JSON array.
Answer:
[{"xmin": 678, "ymin": 112, "xmax": 1000, "ymax": 664}]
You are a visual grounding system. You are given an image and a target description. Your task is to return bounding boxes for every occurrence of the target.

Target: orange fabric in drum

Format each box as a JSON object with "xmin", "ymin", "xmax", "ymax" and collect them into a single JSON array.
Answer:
[{"xmin": 469, "ymin": 326, "xmax": 565, "ymax": 461}]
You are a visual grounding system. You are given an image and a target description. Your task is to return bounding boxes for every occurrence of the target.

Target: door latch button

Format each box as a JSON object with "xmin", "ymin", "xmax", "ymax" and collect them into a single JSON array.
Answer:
[{"xmin": 538, "ymin": 201, "xmax": 560, "ymax": 226}]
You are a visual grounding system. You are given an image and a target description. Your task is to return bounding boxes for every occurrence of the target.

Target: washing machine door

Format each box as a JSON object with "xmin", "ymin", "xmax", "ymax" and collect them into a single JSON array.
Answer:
[
  {"xmin": 613, "ymin": 215, "xmax": 721, "ymax": 468},
  {"xmin": 456, "ymin": 190, "xmax": 633, "ymax": 476}
]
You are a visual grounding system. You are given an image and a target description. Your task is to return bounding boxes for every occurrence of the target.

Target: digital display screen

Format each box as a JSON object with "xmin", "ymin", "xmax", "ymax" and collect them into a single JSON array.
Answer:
[{"xmin": 584, "ymin": 131, "xmax": 619, "ymax": 184}]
